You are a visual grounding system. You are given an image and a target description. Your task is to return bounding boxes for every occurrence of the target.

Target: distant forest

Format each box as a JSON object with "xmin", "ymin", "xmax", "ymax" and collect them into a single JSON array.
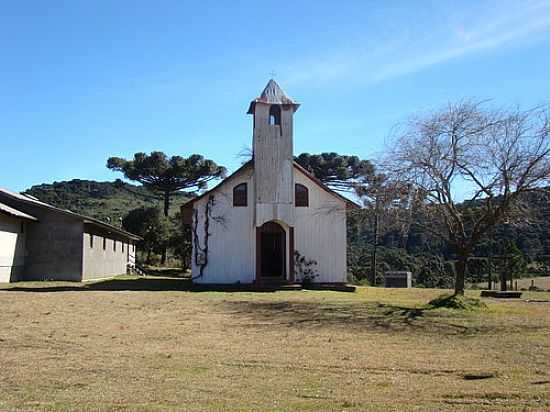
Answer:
[
  {"xmin": 348, "ymin": 190, "xmax": 550, "ymax": 287},
  {"xmin": 26, "ymin": 179, "xmax": 189, "ymax": 222},
  {"xmin": 25, "ymin": 179, "xmax": 550, "ymax": 287}
]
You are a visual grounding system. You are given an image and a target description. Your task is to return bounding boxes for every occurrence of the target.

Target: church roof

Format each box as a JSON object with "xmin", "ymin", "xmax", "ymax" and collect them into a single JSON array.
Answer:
[
  {"xmin": 181, "ymin": 160, "xmax": 360, "ymax": 210},
  {"xmin": 247, "ymin": 79, "xmax": 300, "ymax": 114}
]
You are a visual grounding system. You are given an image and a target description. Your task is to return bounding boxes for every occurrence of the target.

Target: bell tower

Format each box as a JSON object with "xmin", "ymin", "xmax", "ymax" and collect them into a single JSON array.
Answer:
[{"xmin": 247, "ymin": 79, "xmax": 300, "ymax": 226}]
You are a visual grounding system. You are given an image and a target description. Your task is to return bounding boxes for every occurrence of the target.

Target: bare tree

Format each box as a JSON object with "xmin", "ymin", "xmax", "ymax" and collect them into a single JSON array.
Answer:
[{"xmin": 382, "ymin": 101, "xmax": 550, "ymax": 295}]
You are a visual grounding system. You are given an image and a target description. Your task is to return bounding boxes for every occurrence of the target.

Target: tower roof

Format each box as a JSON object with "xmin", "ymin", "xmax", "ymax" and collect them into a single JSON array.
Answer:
[{"xmin": 247, "ymin": 79, "xmax": 300, "ymax": 114}]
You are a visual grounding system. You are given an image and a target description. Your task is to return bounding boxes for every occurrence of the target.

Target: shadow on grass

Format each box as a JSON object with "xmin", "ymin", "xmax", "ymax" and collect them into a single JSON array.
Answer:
[
  {"xmin": 221, "ymin": 300, "xmax": 489, "ymax": 335},
  {"xmin": 0, "ymin": 277, "xmax": 302, "ymax": 293},
  {"xmin": 142, "ymin": 267, "xmax": 189, "ymax": 278},
  {"xmin": 0, "ymin": 277, "xmax": 190, "ymax": 293}
]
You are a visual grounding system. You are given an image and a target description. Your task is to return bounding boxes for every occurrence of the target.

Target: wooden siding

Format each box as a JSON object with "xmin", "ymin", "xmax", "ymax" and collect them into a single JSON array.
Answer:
[
  {"xmin": 191, "ymin": 165, "xmax": 348, "ymax": 284},
  {"xmin": 253, "ymin": 103, "xmax": 294, "ymax": 226},
  {"xmin": 294, "ymin": 168, "xmax": 348, "ymax": 283},
  {"xmin": 191, "ymin": 169, "xmax": 256, "ymax": 284}
]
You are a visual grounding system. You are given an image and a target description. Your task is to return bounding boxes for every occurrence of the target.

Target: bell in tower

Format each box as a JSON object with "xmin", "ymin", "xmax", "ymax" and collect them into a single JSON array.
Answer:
[{"xmin": 247, "ymin": 79, "xmax": 300, "ymax": 226}]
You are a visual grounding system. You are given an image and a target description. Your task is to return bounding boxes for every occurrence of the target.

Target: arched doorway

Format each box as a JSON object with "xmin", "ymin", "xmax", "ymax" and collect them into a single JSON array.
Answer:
[{"xmin": 257, "ymin": 221, "xmax": 286, "ymax": 280}]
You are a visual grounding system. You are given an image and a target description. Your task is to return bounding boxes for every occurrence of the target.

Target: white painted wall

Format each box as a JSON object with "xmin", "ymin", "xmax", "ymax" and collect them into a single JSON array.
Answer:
[
  {"xmin": 191, "ymin": 166, "xmax": 348, "ymax": 284},
  {"xmin": 192, "ymin": 169, "xmax": 256, "ymax": 284},
  {"xmin": 0, "ymin": 214, "xmax": 27, "ymax": 282},
  {"xmin": 294, "ymin": 168, "xmax": 348, "ymax": 283}
]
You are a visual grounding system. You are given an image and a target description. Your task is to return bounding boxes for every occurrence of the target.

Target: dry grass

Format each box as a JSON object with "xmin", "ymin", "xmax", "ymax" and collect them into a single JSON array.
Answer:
[
  {"xmin": 516, "ymin": 276, "xmax": 550, "ymax": 291},
  {"xmin": 0, "ymin": 277, "xmax": 549, "ymax": 411},
  {"xmin": 475, "ymin": 276, "xmax": 550, "ymax": 293}
]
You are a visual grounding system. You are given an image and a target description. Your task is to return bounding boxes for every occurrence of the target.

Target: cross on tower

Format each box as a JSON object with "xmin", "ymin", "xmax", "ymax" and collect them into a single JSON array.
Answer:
[{"xmin": 269, "ymin": 70, "xmax": 277, "ymax": 78}]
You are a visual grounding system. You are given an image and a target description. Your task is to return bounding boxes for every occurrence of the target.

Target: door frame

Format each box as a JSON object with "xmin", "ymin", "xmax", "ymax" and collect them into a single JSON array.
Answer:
[{"xmin": 255, "ymin": 221, "xmax": 295, "ymax": 284}]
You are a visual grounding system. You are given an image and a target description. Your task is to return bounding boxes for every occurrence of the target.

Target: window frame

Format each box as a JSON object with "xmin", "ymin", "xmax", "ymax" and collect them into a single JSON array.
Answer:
[
  {"xmin": 268, "ymin": 105, "xmax": 281, "ymax": 126},
  {"xmin": 233, "ymin": 182, "xmax": 248, "ymax": 207},
  {"xmin": 295, "ymin": 183, "xmax": 309, "ymax": 207}
]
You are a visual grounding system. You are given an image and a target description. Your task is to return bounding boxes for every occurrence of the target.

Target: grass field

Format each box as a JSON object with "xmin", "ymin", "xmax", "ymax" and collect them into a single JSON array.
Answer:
[{"xmin": 1, "ymin": 277, "xmax": 549, "ymax": 411}]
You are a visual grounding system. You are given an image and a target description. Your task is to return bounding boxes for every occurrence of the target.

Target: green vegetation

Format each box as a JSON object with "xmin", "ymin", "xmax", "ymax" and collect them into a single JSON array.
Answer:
[
  {"xmin": 25, "ymin": 178, "xmax": 193, "ymax": 267},
  {"xmin": 380, "ymin": 102, "xmax": 550, "ymax": 294},
  {"xmin": 428, "ymin": 293, "xmax": 487, "ymax": 310},
  {"xmin": 347, "ymin": 192, "xmax": 550, "ymax": 288},
  {"xmin": 107, "ymin": 151, "xmax": 225, "ymax": 217},
  {"xmin": 107, "ymin": 151, "xmax": 225, "ymax": 263},
  {"xmin": 0, "ymin": 281, "xmax": 548, "ymax": 411},
  {"xmin": 295, "ymin": 152, "xmax": 375, "ymax": 191},
  {"xmin": 23, "ymin": 175, "xmax": 550, "ymax": 285},
  {"xmin": 25, "ymin": 178, "xmax": 190, "ymax": 222},
  {"xmin": 23, "ymin": 143, "xmax": 550, "ymax": 285}
]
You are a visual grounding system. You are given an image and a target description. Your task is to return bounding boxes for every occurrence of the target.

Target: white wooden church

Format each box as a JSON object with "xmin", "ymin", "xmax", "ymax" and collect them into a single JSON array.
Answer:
[{"xmin": 182, "ymin": 80, "xmax": 357, "ymax": 285}]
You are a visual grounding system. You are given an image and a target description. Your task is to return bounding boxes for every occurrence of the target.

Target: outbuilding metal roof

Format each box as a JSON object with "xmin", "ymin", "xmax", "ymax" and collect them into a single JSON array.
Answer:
[
  {"xmin": 0, "ymin": 187, "xmax": 141, "ymax": 240},
  {"xmin": 0, "ymin": 201, "xmax": 37, "ymax": 221}
]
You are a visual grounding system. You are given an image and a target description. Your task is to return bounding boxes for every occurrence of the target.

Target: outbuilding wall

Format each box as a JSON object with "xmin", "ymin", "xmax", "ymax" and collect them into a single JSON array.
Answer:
[
  {"xmin": 82, "ymin": 231, "xmax": 132, "ymax": 280},
  {"xmin": 0, "ymin": 214, "xmax": 27, "ymax": 282},
  {"xmin": 25, "ymin": 209, "xmax": 83, "ymax": 281},
  {"xmin": 0, "ymin": 196, "xmax": 84, "ymax": 281}
]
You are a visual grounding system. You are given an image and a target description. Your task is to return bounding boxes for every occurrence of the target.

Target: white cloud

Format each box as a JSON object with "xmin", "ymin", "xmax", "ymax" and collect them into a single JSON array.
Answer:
[{"xmin": 282, "ymin": 0, "xmax": 550, "ymax": 88}]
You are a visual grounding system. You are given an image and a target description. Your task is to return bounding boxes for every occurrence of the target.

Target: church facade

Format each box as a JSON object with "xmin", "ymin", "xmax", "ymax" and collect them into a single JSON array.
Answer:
[{"xmin": 182, "ymin": 80, "xmax": 357, "ymax": 285}]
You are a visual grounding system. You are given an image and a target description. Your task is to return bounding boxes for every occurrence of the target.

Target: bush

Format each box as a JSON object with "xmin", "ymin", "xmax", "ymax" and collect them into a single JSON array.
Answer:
[{"xmin": 428, "ymin": 294, "xmax": 486, "ymax": 310}]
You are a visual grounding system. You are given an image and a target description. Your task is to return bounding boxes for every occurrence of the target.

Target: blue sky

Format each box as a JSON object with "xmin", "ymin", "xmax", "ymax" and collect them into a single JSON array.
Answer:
[{"xmin": 2, "ymin": 0, "xmax": 550, "ymax": 192}]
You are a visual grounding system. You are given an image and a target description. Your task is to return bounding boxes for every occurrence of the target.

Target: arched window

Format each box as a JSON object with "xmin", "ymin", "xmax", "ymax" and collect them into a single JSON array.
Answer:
[
  {"xmin": 295, "ymin": 183, "xmax": 309, "ymax": 207},
  {"xmin": 233, "ymin": 183, "xmax": 248, "ymax": 207},
  {"xmin": 268, "ymin": 105, "xmax": 281, "ymax": 125}
]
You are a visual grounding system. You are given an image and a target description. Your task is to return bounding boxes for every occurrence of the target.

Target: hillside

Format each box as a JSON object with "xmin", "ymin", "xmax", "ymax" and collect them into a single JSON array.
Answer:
[{"xmin": 24, "ymin": 179, "xmax": 191, "ymax": 223}]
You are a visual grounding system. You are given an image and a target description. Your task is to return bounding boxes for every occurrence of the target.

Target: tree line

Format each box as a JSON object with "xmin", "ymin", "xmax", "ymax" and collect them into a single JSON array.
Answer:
[{"xmin": 108, "ymin": 100, "xmax": 550, "ymax": 295}]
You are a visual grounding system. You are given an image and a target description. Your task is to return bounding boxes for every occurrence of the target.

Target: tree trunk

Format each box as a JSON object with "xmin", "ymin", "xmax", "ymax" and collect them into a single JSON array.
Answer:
[
  {"xmin": 487, "ymin": 249, "xmax": 493, "ymax": 290},
  {"xmin": 161, "ymin": 191, "xmax": 170, "ymax": 265},
  {"xmin": 454, "ymin": 253, "xmax": 467, "ymax": 295},
  {"xmin": 500, "ymin": 271, "xmax": 507, "ymax": 291},
  {"xmin": 371, "ymin": 211, "xmax": 378, "ymax": 286},
  {"xmin": 163, "ymin": 191, "xmax": 170, "ymax": 217}
]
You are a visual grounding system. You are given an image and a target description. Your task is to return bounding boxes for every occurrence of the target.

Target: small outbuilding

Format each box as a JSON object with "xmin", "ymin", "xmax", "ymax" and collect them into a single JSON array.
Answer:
[
  {"xmin": 0, "ymin": 201, "xmax": 37, "ymax": 282},
  {"xmin": 0, "ymin": 188, "xmax": 140, "ymax": 282},
  {"xmin": 384, "ymin": 271, "xmax": 412, "ymax": 288}
]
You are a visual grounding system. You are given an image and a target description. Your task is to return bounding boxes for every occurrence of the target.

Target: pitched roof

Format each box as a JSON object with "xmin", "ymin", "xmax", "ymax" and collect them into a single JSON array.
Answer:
[
  {"xmin": 0, "ymin": 188, "xmax": 141, "ymax": 240},
  {"xmin": 182, "ymin": 161, "xmax": 253, "ymax": 209},
  {"xmin": 181, "ymin": 160, "xmax": 360, "ymax": 210},
  {"xmin": 0, "ymin": 201, "xmax": 37, "ymax": 221},
  {"xmin": 292, "ymin": 162, "xmax": 361, "ymax": 209},
  {"xmin": 247, "ymin": 79, "xmax": 300, "ymax": 114}
]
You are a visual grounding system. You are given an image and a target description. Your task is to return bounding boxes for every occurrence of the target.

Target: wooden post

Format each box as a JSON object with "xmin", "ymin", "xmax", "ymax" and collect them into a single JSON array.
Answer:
[
  {"xmin": 255, "ymin": 227, "xmax": 261, "ymax": 285},
  {"xmin": 371, "ymin": 205, "xmax": 379, "ymax": 286},
  {"xmin": 289, "ymin": 227, "xmax": 295, "ymax": 283}
]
